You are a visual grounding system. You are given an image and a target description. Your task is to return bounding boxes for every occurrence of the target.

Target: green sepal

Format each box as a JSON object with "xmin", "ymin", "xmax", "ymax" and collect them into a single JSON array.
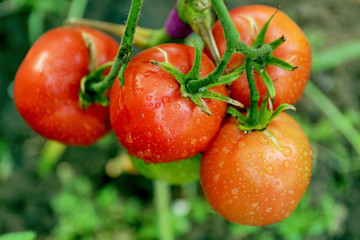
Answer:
[
  {"xmin": 187, "ymin": 38, "xmax": 203, "ymax": 80},
  {"xmin": 200, "ymin": 89, "xmax": 243, "ymax": 108},
  {"xmin": 227, "ymin": 106, "xmax": 247, "ymax": 124},
  {"xmin": 252, "ymin": 11, "xmax": 277, "ymax": 48},
  {"xmin": 150, "ymin": 60, "xmax": 185, "ymax": 84},
  {"xmin": 269, "ymin": 35, "xmax": 286, "ymax": 50},
  {"xmin": 268, "ymin": 56, "xmax": 298, "ymax": 71},
  {"xmin": 269, "ymin": 103, "xmax": 296, "ymax": 122},
  {"xmin": 189, "ymin": 94, "xmax": 212, "ymax": 115},
  {"xmin": 79, "ymin": 61, "xmax": 113, "ymax": 109},
  {"xmin": 254, "ymin": 63, "xmax": 276, "ymax": 99}
]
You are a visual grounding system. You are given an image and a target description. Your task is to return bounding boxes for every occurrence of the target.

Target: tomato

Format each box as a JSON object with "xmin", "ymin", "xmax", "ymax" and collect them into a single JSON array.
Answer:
[
  {"xmin": 200, "ymin": 112, "xmax": 313, "ymax": 226},
  {"xmin": 209, "ymin": 5, "xmax": 312, "ymax": 108},
  {"xmin": 109, "ymin": 43, "xmax": 228, "ymax": 163},
  {"xmin": 131, "ymin": 154, "xmax": 201, "ymax": 185},
  {"xmin": 14, "ymin": 27, "xmax": 119, "ymax": 146}
]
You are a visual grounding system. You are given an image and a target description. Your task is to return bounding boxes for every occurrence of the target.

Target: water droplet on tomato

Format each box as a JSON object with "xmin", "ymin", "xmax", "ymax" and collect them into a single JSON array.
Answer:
[
  {"xmin": 238, "ymin": 141, "xmax": 245, "ymax": 149},
  {"xmin": 146, "ymin": 95, "xmax": 152, "ymax": 101},
  {"xmin": 213, "ymin": 174, "xmax": 220, "ymax": 182},
  {"xmin": 190, "ymin": 138, "xmax": 197, "ymax": 145},
  {"xmin": 170, "ymin": 129, "xmax": 175, "ymax": 135},
  {"xmin": 283, "ymin": 160, "xmax": 290, "ymax": 168},
  {"xmin": 265, "ymin": 207, "xmax": 272, "ymax": 213},
  {"xmin": 126, "ymin": 133, "xmax": 133, "ymax": 143},
  {"xmin": 246, "ymin": 153, "xmax": 252, "ymax": 159},
  {"xmin": 264, "ymin": 165, "xmax": 274, "ymax": 175},
  {"xmin": 282, "ymin": 146, "xmax": 292, "ymax": 157},
  {"xmin": 257, "ymin": 136, "xmax": 268, "ymax": 145},
  {"xmin": 244, "ymin": 170, "xmax": 250, "ymax": 176},
  {"xmin": 231, "ymin": 188, "xmax": 239, "ymax": 195},
  {"xmin": 218, "ymin": 161, "xmax": 224, "ymax": 168},
  {"xmin": 288, "ymin": 190, "xmax": 295, "ymax": 195},
  {"xmin": 174, "ymin": 103, "xmax": 181, "ymax": 109},
  {"xmin": 251, "ymin": 202, "xmax": 259, "ymax": 208},
  {"xmin": 161, "ymin": 96, "xmax": 170, "ymax": 107}
]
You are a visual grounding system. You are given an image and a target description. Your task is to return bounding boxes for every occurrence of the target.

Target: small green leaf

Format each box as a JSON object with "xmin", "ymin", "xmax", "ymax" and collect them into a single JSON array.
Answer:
[
  {"xmin": 268, "ymin": 56, "xmax": 297, "ymax": 71},
  {"xmin": 190, "ymin": 95, "xmax": 212, "ymax": 115},
  {"xmin": 252, "ymin": 11, "xmax": 277, "ymax": 48},
  {"xmin": 254, "ymin": 64, "xmax": 276, "ymax": 99},
  {"xmin": 187, "ymin": 38, "xmax": 203, "ymax": 79},
  {"xmin": 269, "ymin": 103, "xmax": 296, "ymax": 122},
  {"xmin": 269, "ymin": 35, "xmax": 286, "ymax": 50},
  {"xmin": 201, "ymin": 90, "xmax": 243, "ymax": 108}
]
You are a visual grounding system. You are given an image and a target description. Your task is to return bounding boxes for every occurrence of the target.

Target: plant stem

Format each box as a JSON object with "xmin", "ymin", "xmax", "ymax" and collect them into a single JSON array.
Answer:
[
  {"xmin": 37, "ymin": 141, "xmax": 67, "ymax": 178},
  {"xmin": 154, "ymin": 180, "xmax": 174, "ymax": 240},
  {"xmin": 67, "ymin": 0, "xmax": 89, "ymax": 19},
  {"xmin": 245, "ymin": 58, "xmax": 259, "ymax": 124},
  {"xmin": 91, "ymin": 0, "xmax": 143, "ymax": 90}
]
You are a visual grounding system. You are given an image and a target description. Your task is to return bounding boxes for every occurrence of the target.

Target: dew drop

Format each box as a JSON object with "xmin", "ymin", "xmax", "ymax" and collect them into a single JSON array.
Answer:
[
  {"xmin": 126, "ymin": 133, "xmax": 134, "ymax": 143},
  {"xmin": 238, "ymin": 141, "xmax": 246, "ymax": 149},
  {"xmin": 251, "ymin": 202, "xmax": 259, "ymax": 208},
  {"xmin": 231, "ymin": 188, "xmax": 239, "ymax": 195},
  {"xmin": 264, "ymin": 165, "xmax": 274, "ymax": 175},
  {"xmin": 265, "ymin": 207, "xmax": 272, "ymax": 213},
  {"xmin": 190, "ymin": 138, "xmax": 197, "ymax": 145},
  {"xmin": 288, "ymin": 190, "xmax": 295, "ymax": 195},
  {"xmin": 282, "ymin": 146, "xmax": 292, "ymax": 157},
  {"xmin": 213, "ymin": 174, "xmax": 220, "ymax": 182},
  {"xmin": 218, "ymin": 161, "xmax": 225, "ymax": 168},
  {"xmin": 146, "ymin": 95, "xmax": 152, "ymax": 101},
  {"xmin": 175, "ymin": 103, "xmax": 181, "ymax": 109},
  {"xmin": 170, "ymin": 129, "xmax": 175, "ymax": 135},
  {"xmin": 246, "ymin": 153, "xmax": 252, "ymax": 159},
  {"xmin": 244, "ymin": 170, "xmax": 250, "ymax": 176},
  {"xmin": 283, "ymin": 160, "xmax": 290, "ymax": 168},
  {"xmin": 257, "ymin": 136, "xmax": 268, "ymax": 145},
  {"xmin": 155, "ymin": 102, "xmax": 161, "ymax": 109}
]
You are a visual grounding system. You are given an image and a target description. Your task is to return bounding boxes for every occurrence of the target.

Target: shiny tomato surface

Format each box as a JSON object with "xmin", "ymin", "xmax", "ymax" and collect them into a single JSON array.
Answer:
[
  {"xmin": 201, "ymin": 112, "xmax": 313, "ymax": 226},
  {"xmin": 110, "ymin": 43, "xmax": 228, "ymax": 163},
  {"xmin": 14, "ymin": 27, "xmax": 119, "ymax": 145}
]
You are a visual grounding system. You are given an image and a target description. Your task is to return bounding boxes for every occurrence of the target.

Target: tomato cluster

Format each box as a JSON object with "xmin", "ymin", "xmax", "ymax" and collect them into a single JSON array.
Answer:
[{"xmin": 14, "ymin": 4, "xmax": 313, "ymax": 226}]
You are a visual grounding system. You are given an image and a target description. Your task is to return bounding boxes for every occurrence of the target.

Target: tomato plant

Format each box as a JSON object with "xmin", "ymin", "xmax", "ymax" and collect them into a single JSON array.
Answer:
[
  {"xmin": 14, "ymin": 26, "xmax": 119, "ymax": 145},
  {"xmin": 209, "ymin": 5, "xmax": 312, "ymax": 108},
  {"xmin": 109, "ymin": 43, "xmax": 228, "ymax": 163},
  {"xmin": 200, "ymin": 112, "xmax": 313, "ymax": 226}
]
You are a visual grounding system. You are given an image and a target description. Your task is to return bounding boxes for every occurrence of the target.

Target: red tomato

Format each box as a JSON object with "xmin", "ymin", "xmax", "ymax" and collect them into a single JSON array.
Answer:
[
  {"xmin": 14, "ymin": 27, "xmax": 119, "ymax": 145},
  {"xmin": 200, "ymin": 112, "xmax": 313, "ymax": 226},
  {"xmin": 209, "ymin": 5, "xmax": 312, "ymax": 108},
  {"xmin": 109, "ymin": 43, "xmax": 228, "ymax": 163}
]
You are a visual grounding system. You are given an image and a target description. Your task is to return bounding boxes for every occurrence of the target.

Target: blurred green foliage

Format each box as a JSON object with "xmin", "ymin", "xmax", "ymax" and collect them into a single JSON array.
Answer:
[{"xmin": 1, "ymin": 0, "xmax": 360, "ymax": 239}]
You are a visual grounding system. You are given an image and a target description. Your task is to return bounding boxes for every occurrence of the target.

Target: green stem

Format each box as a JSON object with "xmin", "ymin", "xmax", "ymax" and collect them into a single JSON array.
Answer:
[
  {"xmin": 92, "ymin": 0, "xmax": 143, "ymax": 89},
  {"xmin": 186, "ymin": 0, "xmax": 272, "ymax": 92},
  {"xmin": 28, "ymin": 9, "xmax": 45, "ymax": 44},
  {"xmin": 154, "ymin": 180, "xmax": 174, "ymax": 240},
  {"xmin": 37, "ymin": 141, "xmax": 67, "ymax": 177},
  {"xmin": 67, "ymin": 0, "xmax": 89, "ymax": 19}
]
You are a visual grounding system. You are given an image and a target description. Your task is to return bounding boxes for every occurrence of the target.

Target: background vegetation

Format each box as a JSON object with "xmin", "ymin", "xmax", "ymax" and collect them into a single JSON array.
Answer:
[{"xmin": 0, "ymin": 0, "xmax": 360, "ymax": 239}]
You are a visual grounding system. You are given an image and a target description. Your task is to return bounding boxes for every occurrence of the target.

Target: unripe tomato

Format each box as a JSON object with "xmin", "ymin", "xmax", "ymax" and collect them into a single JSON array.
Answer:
[
  {"xmin": 14, "ymin": 27, "xmax": 119, "ymax": 145},
  {"xmin": 201, "ymin": 112, "xmax": 313, "ymax": 226}
]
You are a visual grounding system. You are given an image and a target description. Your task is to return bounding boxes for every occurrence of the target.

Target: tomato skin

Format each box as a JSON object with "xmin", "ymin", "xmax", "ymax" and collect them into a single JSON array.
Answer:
[
  {"xmin": 14, "ymin": 27, "xmax": 119, "ymax": 145},
  {"xmin": 109, "ymin": 43, "xmax": 228, "ymax": 163},
  {"xmin": 200, "ymin": 112, "xmax": 313, "ymax": 226},
  {"xmin": 209, "ymin": 5, "xmax": 312, "ymax": 108}
]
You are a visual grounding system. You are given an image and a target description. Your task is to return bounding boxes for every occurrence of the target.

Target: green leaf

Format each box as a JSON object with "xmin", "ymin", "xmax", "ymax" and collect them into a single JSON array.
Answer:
[
  {"xmin": 252, "ymin": 11, "xmax": 276, "ymax": 48},
  {"xmin": 254, "ymin": 64, "xmax": 276, "ymax": 99}
]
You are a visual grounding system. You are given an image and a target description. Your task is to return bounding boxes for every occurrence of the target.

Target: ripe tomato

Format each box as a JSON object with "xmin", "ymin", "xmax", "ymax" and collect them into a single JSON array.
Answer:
[
  {"xmin": 109, "ymin": 43, "xmax": 228, "ymax": 163},
  {"xmin": 200, "ymin": 112, "xmax": 313, "ymax": 226},
  {"xmin": 131, "ymin": 154, "xmax": 201, "ymax": 185},
  {"xmin": 14, "ymin": 27, "xmax": 119, "ymax": 145},
  {"xmin": 209, "ymin": 5, "xmax": 312, "ymax": 108}
]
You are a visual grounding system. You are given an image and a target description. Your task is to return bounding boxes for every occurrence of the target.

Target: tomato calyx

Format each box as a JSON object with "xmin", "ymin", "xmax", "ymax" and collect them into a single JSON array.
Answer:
[
  {"xmin": 150, "ymin": 40, "xmax": 243, "ymax": 115},
  {"xmin": 79, "ymin": 61, "xmax": 113, "ymax": 109},
  {"xmin": 227, "ymin": 95, "xmax": 295, "ymax": 132}
]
